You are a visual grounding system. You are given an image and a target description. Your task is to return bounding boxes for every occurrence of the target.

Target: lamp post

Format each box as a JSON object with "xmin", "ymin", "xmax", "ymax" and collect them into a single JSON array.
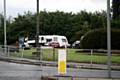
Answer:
[
  {"xmin": 4, "ymin": 0, "xmax": 7, "ymax": 54},
  {"xmin": 107, "ymin": 0, "xmax": 111, "ymax": 78}
]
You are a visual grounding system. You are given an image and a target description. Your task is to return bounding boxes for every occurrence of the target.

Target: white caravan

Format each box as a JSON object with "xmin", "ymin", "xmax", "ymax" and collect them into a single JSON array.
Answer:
[{"xmin": 26, "ymin": 35, "xmax": 70, "ymax": 48}]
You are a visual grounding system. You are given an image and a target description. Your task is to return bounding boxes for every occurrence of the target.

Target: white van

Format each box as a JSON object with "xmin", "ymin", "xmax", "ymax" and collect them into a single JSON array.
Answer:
[{"xmin": 26, "ymin": 35, "xmax": 70, "ymax": 48}]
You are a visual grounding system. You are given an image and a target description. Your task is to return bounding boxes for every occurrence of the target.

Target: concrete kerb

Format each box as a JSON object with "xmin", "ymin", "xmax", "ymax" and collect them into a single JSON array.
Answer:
[{"xmin": 41, "ymin": 75, "xmax": 120, "ymax": 80}]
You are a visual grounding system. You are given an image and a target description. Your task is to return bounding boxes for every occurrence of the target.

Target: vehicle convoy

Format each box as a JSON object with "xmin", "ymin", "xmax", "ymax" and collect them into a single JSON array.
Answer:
[{"xmin": 24, "ymin": 35, "xmax": 70, "ymax": 48}]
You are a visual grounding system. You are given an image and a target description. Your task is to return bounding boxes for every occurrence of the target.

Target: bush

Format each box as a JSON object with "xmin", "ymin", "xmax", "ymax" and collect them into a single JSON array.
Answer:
[{"xmin": 80, "ymin": 28, "xmax": 120, "ymax": 49}]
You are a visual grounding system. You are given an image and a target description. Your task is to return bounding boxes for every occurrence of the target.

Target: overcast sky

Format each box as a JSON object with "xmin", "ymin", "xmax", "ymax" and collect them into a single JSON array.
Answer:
[{"xmin": 0, "ymin": 0, "xmax": 107, "ymax": 18}]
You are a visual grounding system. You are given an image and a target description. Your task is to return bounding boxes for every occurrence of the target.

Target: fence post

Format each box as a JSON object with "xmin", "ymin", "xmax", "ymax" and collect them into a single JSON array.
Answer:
[
  {"xmin": 90, "ymin": 49, "xmax": 93, "ymax": 68},
  {"xmin": 53, "ymin": 47, "xmax": 55, "ymax": 61},
  {"xmin": 7, "ymin": 46, "xmax": 9, "ymax": 57},
  {"xmin": 21, "ymin": 48, "xmax": 24, "ymax": 58},
  {"xmin": 40, "ymin": 47, "xmax": 42, "ymax": 69}
]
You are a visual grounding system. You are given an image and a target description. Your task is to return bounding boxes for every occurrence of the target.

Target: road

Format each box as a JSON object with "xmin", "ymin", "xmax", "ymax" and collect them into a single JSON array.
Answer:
[{"xmin": 0, "ymin": 61, "xmax": 120, "ymax": 80}]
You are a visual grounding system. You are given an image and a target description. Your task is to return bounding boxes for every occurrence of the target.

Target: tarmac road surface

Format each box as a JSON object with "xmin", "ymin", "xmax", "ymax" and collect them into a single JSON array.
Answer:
[{"xmin": 0, "ymin": 61, "xmax": 120, "ymax": 80}]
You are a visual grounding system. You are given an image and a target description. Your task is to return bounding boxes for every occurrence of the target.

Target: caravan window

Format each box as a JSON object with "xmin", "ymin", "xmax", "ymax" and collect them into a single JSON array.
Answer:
[
  {"xmin": 46, "ymin": 39, "xmax": 52, "ymax": 42},
  {"xmin": 62, "ymin": 39, "xmax": 67, "ymax": 42},
  {"xmin": 53, "ymin": 37, "xmax": 58, "ymax": 41},
  {"xmin": 41, "ymin": 37, "xmax": 44, "ymax": 40}
]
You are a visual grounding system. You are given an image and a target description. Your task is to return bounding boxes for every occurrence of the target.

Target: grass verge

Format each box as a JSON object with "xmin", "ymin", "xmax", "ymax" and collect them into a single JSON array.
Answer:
[{"xmin": 10, "ymin": 48, "xmax": 120, "ymax": 64}]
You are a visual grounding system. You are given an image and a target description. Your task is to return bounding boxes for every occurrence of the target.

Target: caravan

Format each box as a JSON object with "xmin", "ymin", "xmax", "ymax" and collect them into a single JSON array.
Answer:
[{"xmin": 25, "ymin": 35, "xmax": 70, "ymax": 48}]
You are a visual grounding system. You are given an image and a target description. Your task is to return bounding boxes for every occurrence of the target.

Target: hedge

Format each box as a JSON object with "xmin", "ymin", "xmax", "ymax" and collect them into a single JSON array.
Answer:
[{"xmin": 80, "ymin": 28, "xmax": 120, "ymax": 49}]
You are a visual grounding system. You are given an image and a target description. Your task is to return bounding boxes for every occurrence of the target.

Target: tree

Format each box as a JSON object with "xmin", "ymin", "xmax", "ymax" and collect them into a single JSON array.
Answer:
[
  {"xmin": 7, "ymin": 12, "xmax": 36, "ymax": 44},
  {"xmin": 0, "ymin": 13, "xmax": 11, "ymax": 44},
  {"xmin": 112, "ymin": 0, "xmax": 120, "ymax": 19},
  {"xmin": 0, "ymin": 10, "xmax": 108, "ymax": 45},
  {"xmin": 81, "ymin": 28, "xmax": 120, "ymax": 49},
  {"xmin": 0, "ymin": 14, "xmax": 4, "ymax": 44}
]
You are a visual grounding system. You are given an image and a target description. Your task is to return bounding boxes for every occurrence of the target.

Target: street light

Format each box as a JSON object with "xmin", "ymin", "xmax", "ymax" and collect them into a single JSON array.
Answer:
[
  {"xmin": 107, "ymin": 0, "xmax": 111, "ymax": 78},
  {"xmin": 4, "ymin": 0, "xmax": 7, "ymax": 54}
]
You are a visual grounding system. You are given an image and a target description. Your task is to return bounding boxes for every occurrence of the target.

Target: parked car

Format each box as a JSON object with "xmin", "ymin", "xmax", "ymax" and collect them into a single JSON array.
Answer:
[{"xmin": 72, "ymin": 40, "xmax": 81, "ymax": 49}]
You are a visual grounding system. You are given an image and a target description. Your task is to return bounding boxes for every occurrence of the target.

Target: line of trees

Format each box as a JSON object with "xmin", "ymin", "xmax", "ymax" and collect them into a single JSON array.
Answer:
[
  {"xmin": 0, "ymin": 10, "xmax": 107, "ymax": 45},
  {"xmin": 0, "ymin": 0, "xmax": 119, "ymax": 48},
  {"xmin": 112, "ymin": 0, "xmax": 120, "ymax": 19}
]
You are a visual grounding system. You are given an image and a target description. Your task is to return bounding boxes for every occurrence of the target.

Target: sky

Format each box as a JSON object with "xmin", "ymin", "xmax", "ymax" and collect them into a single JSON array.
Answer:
[{"xmin": 0, "ymin": 0, "xmax": 107, "ymax": 18}]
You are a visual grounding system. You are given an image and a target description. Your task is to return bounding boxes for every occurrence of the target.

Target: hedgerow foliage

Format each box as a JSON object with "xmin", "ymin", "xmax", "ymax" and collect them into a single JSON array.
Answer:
[{"xmin": 81, "ymin": 28, "xmax": 120, "ymax": 49}]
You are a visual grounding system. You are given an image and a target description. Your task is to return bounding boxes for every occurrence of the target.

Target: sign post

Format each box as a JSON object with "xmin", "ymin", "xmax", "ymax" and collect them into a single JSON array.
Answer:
[
  {"xmin": 58, "ymin": 49, "xmax": 67, "ymax": 75},
  {"xmin": 107, "ymin": 0, "xmax": 111, "ymax": 78}
]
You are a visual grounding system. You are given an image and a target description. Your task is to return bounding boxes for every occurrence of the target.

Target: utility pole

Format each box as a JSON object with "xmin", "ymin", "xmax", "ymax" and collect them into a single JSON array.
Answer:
[
  {"xmin": 4, "ymin": 0, "xmax": 7, "ymax": 54},
  {"xmin": 36, "ymin": 0, "xmax": 41, "ymax": 60},
  {"xmin": 107, "ymin": 0, "xmax": 111, "ymax": 78}
]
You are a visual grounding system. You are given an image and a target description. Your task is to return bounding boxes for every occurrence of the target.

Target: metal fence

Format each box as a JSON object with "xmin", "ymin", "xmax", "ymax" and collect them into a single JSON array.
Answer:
[
  {"xmin": 0, "ymin": 45, "xmax": 6, "ymax": 56},
  {"xmin": 0, "ymin": 46, "xmax": 120, "ymax": 66},
  {"xmin": 0, "ymin": 45, "xmax": 20, "ymax": 57},
  {"xmin": 0, "ymin": 45, "xmax": 120, "ymax": 78},
  {"xmin": 0, "ymin": 46, "xmax": 119, "ymax": 70}
]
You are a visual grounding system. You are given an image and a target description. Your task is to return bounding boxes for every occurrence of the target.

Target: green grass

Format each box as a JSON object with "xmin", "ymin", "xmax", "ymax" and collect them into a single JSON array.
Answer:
[
  {"xmin": 66, "ymin": 49, "xmax": 108, "ymax": 64},
  {"xmin": 10, "ymin": 48, "xmax": 120, "ymax": 64}
]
